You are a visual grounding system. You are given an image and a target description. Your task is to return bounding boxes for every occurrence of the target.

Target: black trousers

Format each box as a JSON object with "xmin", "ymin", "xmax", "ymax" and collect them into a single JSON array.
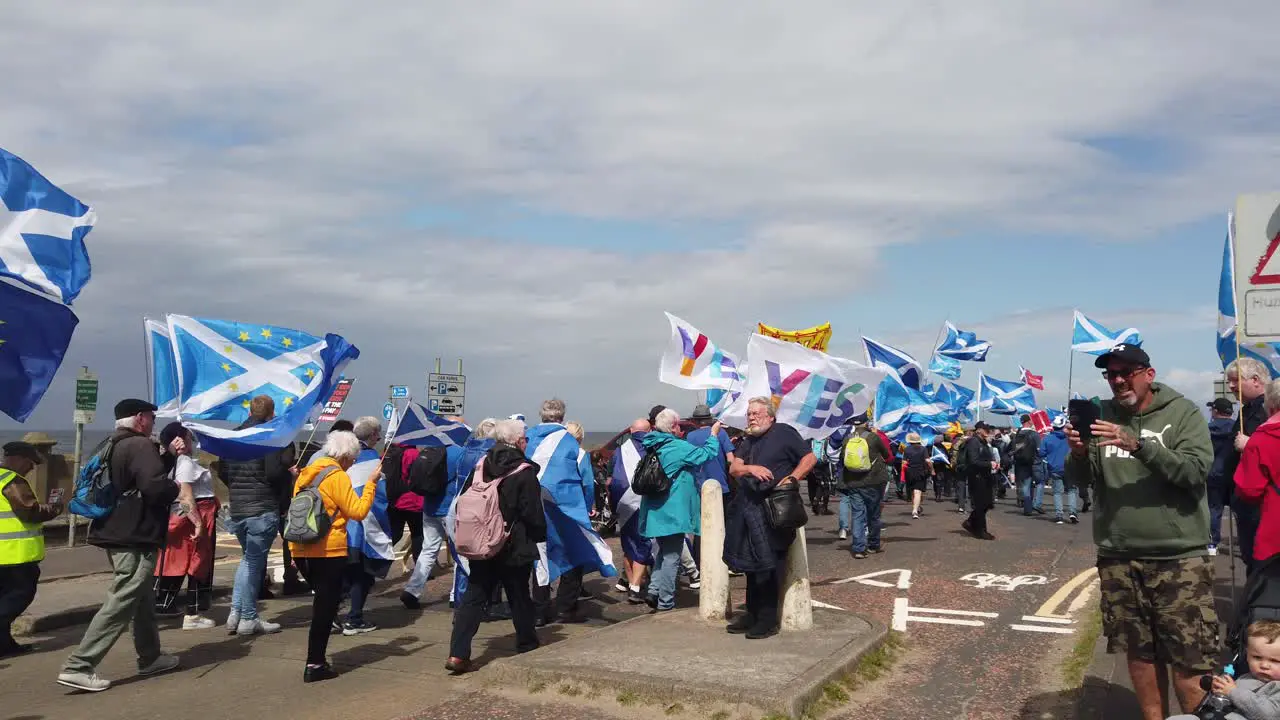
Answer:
[
  {"xmin": 1234, "ymin": 499, "xmax": 1263, "ymax": 576},
  {"xmin": 0, "ymin": 561, "xmax": 40, "ymax": 646},
  {"xmin": 387, "ymin": 507, "xmax": 425, "ymax": 562},
  {"xmin": 532, "ymin": 566, "xmax": 584, "ymax": 620},
  {"xmin": 967, "ymin": 474, "xmax": 996, "ymax": 535},
  {"xmin": 296, "ymin": 557, "xmax": 345, "ymax": 665},
  {"xmin": 744, "ymin": 547, "xmax": 788, "ymax": 630},
  {"xmin": 450, "ymin": 560, "xmax": 538, "ymax": 660}
]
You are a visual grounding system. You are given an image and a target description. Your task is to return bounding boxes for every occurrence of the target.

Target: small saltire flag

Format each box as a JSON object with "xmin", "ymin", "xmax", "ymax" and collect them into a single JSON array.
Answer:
[
  {"xmin": 929, "ymin": 445, "xmax": 950, "ymax": 466},
  {"xmin": 392, "ymin": 402, "xmax": 472, "ymax": 447},
  {"xmin": 143, "ymin": 317, "xmax": 180, "ymax": 417},
  {"xmin": 931, "ymin": 381, "xmax": 976, "ymax": 423},
  {"xmin": 928, "ymin": 353, "xmax": 962, "ymax": 381},
  {"xmin": 0, "ymin": 149, "xmax": 96, "ymax": 305},
  {"xmin": 934, "ymin": 322, "xmax": 991, "ymax": 362},
  {"xmin": 1019, "ymin": 365, "xmax": 1045, "ymax": 391},
  {"xmin": 978, "ymin": 373, "xmax": 1037, "ymax": 415},
  {"xmin": 658, "ymin": 312, "xmax": 742, "ymax": 390},
  {"xmin": 1072, "ymin": 311, "xmax": 1141, "ymax": 356},
  {"xmin": 0, "ymin": 279, "xmax": 78, "ymax": 422},
  {"xmin": 862, "ymin": 336, "xmax": 923, "ymax": 389}
]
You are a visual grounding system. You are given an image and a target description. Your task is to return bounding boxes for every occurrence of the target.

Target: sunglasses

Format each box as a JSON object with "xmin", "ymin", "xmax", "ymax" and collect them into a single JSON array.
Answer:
[{"xmin": 1101, "ymin": 366, "xmax": 1150, "ymax": 381}]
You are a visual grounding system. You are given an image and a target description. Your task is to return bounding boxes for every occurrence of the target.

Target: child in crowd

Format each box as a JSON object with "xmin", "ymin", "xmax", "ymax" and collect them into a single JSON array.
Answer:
[{"xmin": 1169, "ymin": 620, "xmax": 1280, "ymax": 720}]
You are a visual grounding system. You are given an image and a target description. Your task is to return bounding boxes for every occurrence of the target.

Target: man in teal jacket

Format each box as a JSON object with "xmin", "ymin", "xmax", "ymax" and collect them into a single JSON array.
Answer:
[{"xmin": 1065, "ymin": 344, "xmax": 1215, "ymax": 720}]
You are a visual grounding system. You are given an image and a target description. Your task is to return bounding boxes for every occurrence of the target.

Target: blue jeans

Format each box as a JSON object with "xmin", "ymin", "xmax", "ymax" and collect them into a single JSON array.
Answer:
[
  {"xmin": 1051, "ymin": 472, "xmax": 1077, "ymax": 517},
  {"xmin": 1019, "ymin": 464, "xmax": 1044, "ymax": 513},
  {"xmin": 343, "ymin": 564, "xmax": 374, "ymax": 624},
  {"xmin": 404, "ymin": 515, "xmax": 448, "ymax": 599},
  {"xmin": 845, "ymin": 486, "xmax": 883, "ymax": 553},
  {"xmin": 227, "ymin": 511, "xmax": 279, "ymax": 621},
  {"xmin": 647, "ymin": 535, "xmax": 684, "ymax": 610},
  {"xmin": 838, "ymin": 491, "xmax": 852, "ymax": 532}
]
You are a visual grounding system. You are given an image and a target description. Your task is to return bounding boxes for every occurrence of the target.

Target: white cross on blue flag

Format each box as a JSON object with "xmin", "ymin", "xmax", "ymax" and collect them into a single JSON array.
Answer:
[
  {"xmin": 391, "ymin": 402, "xmax": 472, "ymax": 447},
  {"xmin": 0, "ymin": 149, "xmax": 95, "ymax": 304}
]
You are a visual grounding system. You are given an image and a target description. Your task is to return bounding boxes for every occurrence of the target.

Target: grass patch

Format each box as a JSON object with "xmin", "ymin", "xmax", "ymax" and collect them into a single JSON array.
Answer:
[
  {"xmin": 617, "ymin": 690, "xmax": 641, "ymax": 707},
  {"xmin": 760, "ymin": 714, "xmax": 791, "ymax": 720},
  {"xmin": 528, "ymin": 679, "xmax": 548, "ymax": 694},
  {"xmin": 709, "ymin": 711, "xmax": 731, "ymax": 720},
  {"xmin": 664, "ymin": 702, "xmax": 684, "ymax": 715},
  {"xmin": 1061, "ymin": 608, "xmax": 1104, "ymax": 688},
  {"xmin": 843, "ymin": 630, "xmax": 906, "ymax": 690},
  {"xmin": 558, "ymin": 683, "xmax": 581, "ymax": 697},
  {"xmin": 821, "ymin": 682, "xmax": 850, "ymax": 704}
]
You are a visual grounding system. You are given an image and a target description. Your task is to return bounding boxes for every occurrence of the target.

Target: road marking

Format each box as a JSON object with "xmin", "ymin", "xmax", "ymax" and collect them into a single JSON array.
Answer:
[
  {"xmin": 1010, "ymin": 624, "xmax": 1074, "ymax": 634},
  {"xmin": 892, "ymin": 597, "xmax": 999, "ymax": 632},
  {"xmin": 830, "ymin": 568, "xmax": 912, "ymax": 590},
  {"xmin": 959, "ymin": 573, "xmax": 1048, "ymax": 591},
  {"xmin": 812, "ymin": 600, "xmax": 847, "ymax": 611},
  {"xmin": 1033, "ymin": 567, "xmax": 1099, "ymax": 619},
  {"xmin": 1019, "ymin": 615, "xmax": 1072, "ymax": 624}
]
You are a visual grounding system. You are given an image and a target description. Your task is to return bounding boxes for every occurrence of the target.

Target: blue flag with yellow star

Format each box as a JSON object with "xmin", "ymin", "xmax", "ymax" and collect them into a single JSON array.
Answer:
[{"xmin": 0, "ymin": 278, "xmax": 78, "ymax": 422}]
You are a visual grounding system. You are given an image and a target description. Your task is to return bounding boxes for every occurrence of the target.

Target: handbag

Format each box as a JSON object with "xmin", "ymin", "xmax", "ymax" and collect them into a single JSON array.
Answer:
[{"xmin": 763, "ymin": 482, "xmax": 808, "ymax": 530}]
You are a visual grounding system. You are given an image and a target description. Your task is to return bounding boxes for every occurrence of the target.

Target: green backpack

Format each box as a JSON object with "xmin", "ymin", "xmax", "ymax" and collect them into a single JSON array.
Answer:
[{"xmin": 282, "ymin": 467, "xmax": 339, "ymax": 544}]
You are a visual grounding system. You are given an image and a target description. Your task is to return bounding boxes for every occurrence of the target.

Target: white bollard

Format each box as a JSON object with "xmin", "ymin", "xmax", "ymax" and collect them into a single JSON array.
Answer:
[
  {"xmin": 780, "ymin": 527, "xmax": 813, "ymax": 631},
  {"xmin": 698, "ymin": 481, "xmax": 732, "ymax": 621}
]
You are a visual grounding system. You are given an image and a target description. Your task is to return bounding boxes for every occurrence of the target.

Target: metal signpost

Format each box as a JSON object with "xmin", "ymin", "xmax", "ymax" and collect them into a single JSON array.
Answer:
[{"xmin": 70, "ymin": 367, "xmax": 98, "ymax": 546}]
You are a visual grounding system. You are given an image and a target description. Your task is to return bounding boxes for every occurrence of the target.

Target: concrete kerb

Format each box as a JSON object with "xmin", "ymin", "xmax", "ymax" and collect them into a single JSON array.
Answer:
[
  {"xmin": 483, "ymin": 608, "xmax": 891, "ymax": 719},
  {"xmin": 13, "ymin": 585, "xmax": 234, "ymax": 636}
]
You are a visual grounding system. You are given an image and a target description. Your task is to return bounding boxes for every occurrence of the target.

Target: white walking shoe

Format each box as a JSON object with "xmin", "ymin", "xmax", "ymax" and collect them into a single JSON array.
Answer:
[
  {"xmin": 183, "ymin": 615, "xmax": 216, "ymax": 630},
  {"xmin": 225, "ymin": 611, "xmax": 239, "ymax": 635},
  {"xmin": 56, "ymin": 671, "xmax": 111, "ymax": 692},
  {"xmin": 236, "ymin": 618, "xmax": 282, "ymax": 635},
  {"xmin": 138, "ymin": 654, "xmax": 180, "ymax": 676},
  {"xmin": 838, "ymin": 529, "xmax": 847, "ymax": 540}
]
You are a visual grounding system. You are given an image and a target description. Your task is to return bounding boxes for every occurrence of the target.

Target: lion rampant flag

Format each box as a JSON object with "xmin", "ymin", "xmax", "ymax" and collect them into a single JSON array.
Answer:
[{"xmin": 756, "ymin": 322, "xmax": 832, "ymax": 352}]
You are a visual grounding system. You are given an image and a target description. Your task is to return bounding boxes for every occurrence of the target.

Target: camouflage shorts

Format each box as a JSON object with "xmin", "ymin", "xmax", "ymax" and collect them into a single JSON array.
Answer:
[{"xmin": 1097, "ymin": 556, "xmax": 1221, "ymax": 673}]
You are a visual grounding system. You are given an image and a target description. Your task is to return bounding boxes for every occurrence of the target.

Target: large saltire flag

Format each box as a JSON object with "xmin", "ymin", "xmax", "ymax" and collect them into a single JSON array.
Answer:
[
  {"xmin": 0, "ymin": 278, "xmax": 78, "ymax": 422},
  {"xmin": 874, "ymin": 379, "xmax": 957, "ymax": 438},
  {"xmin": 526, "ymin": 424, "xmax": 617, "ymax": 584},
  {"xmin": 659, "ymin": 312, "xmax": 742, "ymax": 390},
  {"xmin": 1071, "ymin": 310, "xmax": 1141, "ymax": 356},
  {"xmin": 1218, "ymin": 212, "xmax": 1280, "ymax": 375},
  {"xmin": 0, "ymin": 148, "xmax": 96, "ymax": 305},
  {"xmin": 144, "ymin": 317, "xmax": 180, "ymax": 418},
  {"xmin": 862, "ymin": 336, "xmax": 924, "ymax": 389},
  {"xmin": 720, "ymin": 334, "xmax": 888, "ymax": 441},
  {"xmin": 934, "ymin": 322, "xmax": 991, "ymax": 362},
  {"xmin": 929, "ymin": 353, "xmax": 962, "ymax": 380},
  {"xmin": 977, "ymin": 373, "xmax": 1037, "ymax": 415},
  {"xmin": 756, "ymin": 321, "xmax": 833, "ymax": 352}
]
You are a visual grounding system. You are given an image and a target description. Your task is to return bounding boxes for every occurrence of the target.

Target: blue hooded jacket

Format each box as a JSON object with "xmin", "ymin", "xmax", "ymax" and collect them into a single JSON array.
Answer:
[
  {"xmin": 1208, "ymin": 417, "xmax": 1234, "ymax": 485},
  {"xmin": 1038, "ymin": 429, "xmax": 1070, "ymax": 475}
]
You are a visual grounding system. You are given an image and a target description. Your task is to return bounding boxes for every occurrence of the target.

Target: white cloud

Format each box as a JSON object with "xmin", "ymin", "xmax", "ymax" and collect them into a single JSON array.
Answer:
[{"xmin": 2, "ymin": 2, "xmax": 1278, "ymax": 429}]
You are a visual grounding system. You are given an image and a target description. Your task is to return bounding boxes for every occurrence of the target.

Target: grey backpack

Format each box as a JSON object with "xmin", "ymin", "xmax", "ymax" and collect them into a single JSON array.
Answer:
[{"xmin": 283, "ymin": 466, "xmax": 339, "ymax": 544}]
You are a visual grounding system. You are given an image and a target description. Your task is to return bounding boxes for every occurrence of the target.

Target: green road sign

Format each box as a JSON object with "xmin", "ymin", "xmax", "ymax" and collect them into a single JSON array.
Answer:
[{"xmin": 75, "ymin": 377, "xmax": 98, "ymax": 411}]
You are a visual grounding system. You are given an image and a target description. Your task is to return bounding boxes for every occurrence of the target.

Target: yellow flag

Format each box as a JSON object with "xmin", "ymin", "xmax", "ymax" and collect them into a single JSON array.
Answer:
[{"xmin": 756, "ymin": 322, "xmax": 832, "ymax": 352}]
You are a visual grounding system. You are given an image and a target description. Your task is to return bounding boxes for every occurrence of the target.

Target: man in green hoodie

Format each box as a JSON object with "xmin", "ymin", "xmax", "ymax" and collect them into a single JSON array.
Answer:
[{"xmin": 1065, "ymin": 344, "xmax": 1215, "ymax": 720}]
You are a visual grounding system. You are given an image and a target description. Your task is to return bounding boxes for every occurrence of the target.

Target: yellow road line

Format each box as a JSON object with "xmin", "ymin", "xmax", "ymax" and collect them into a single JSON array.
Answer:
[{"xmin": 1032, "ymin": 567, "xmax": 1099, "ymax": 619}]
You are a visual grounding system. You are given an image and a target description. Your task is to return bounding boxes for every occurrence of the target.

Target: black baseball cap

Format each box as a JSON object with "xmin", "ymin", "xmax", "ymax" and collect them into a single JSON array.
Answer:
[
  {"xmin": 3, "ymin": 441, "xmax": 43, "ymax": 465},
  {"xmin": 1208, "ymin": 398, "xmax": 1235, "ymax": 414},
  {"xmin": 1094, "ymin": 344, "xmax": 1150, "ymax": 369}
]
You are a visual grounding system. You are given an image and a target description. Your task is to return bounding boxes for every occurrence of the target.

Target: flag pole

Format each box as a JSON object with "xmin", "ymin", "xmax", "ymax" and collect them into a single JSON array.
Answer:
[
  {"xmin": 1066, "ymin": 348, "xmax": 1075, "ymax": 403},
  {"xmin": 921, "ymin": 319, "xmax": 950, "ymax": 388},
  {"xmin": 142, "ymin": 318, "xmax": 154, "ymax": 406}
]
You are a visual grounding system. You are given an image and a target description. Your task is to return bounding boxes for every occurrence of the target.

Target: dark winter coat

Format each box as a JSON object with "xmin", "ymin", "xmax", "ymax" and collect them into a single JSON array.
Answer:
[
  {"xmin": 88, "ymin": 429, "xmax": 180, "ymax": 549},
  {"xmin": 460, "ymin": 443, "xmax": 547, "ymax": 568}
]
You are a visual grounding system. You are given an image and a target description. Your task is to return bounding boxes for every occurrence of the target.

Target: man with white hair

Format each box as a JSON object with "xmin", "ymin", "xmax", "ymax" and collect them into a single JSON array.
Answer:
[
  {"xmin": 58, "ymin": 399, "xmax": 181, "ymax": 692},
  {"xmin": 1225, "ymin": 356, "xmax": 1272, "ymax": 576}
]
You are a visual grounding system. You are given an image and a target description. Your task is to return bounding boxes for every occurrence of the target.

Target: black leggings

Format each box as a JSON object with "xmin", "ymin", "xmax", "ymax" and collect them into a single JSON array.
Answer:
[
  {"xmin": 387, "ymin": 507, "xmax": 425, "ymax": 562},
  {"xmin": 297, "ymin": 557, "xmax": 345, "ymax": 665}
]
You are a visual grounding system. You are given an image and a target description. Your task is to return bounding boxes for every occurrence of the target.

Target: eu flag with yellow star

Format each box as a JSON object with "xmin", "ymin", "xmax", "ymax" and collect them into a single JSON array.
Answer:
[{"xmin": 0, "ymin": 278, "xmax": 78, "ymax": 422}]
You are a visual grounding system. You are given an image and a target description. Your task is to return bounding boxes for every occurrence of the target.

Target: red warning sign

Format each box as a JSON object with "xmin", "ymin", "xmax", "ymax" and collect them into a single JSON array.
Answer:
[{"xmin": 1251, "ymin": 233, "xmax": 1280, "ymax": 285}]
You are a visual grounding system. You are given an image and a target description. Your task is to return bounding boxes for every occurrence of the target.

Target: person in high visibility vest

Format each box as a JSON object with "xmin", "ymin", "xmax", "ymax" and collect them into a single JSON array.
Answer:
[{"xmin": 0, "ymin": 441, "xmax": 63, "ymax": 658}]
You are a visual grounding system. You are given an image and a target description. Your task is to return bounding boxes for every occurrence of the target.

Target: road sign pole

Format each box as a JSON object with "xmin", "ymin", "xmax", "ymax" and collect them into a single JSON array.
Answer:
[
  {"xmin": 69, "ymin": 366, "xmax": 97, "ymax": 548},
  {"xmin": 69, "ymin": 423, "xmax": 82, "ymax": 547}
]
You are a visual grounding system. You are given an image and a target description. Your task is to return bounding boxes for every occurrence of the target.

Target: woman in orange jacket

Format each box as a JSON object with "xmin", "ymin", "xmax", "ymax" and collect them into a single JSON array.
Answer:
[{"xmin": 288, "ymin": 431, "xmax": 381, "ymax": 683}]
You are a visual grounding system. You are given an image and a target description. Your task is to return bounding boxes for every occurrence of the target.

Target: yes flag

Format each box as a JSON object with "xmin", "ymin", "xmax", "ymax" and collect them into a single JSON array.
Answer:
[
  {"xmin": 929, "ymin": 353, "xmax": 962, "ymax": 380},
  {"xmin": 0, "ymin": 279, "xmax": 78, "ymax": 422},
  {"xmin": 392, "ymin": 402, "xmax": 472, "ymax": 447},
  {"xmin": 1072, "ymin": 310, "xmax": 1141, "ymax": 356},
  {"xmin": 658, "ymin": 312, "xmax": 741, "ymax": 390},
  {"xmin": 862, "ymin": 336, "xmax": 923, "ymax": 389},
  {"xmin": 934, "ymin": 322, "xmax": 990, "ymax": 362},
  {"xmin": 143, "ymin": 317, "xmax": 179, "ymax": 417},
  {"xmin": 721, "ymin": 334, "xmax": 889, "ymax": 441},
  {"xmin": 0, "ymin": 149, "xmax": 96, "ymax": 304},
  {"xmin": 1019, "ymin": 365, "xmax": 1045, "ymax": 390}
]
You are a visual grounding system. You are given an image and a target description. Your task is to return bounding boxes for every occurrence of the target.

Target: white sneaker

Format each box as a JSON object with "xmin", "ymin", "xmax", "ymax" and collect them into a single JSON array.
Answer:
[
  {"xmin": 138, "ymin": 654, "xmax": 180, "ymax": 676},
  {"xmin": 838, "ymin": 529, "xmax": 848, "ymax": 540},
  {"xmin": 56, "ymin": 670, "xmax": 111, "ymax": 692},
  {"xmin": 615, "ymin": 579, "xmax": 629, "ymax": 593},
  {"xmin": 236, "ymin": 618, "xmax": 282, "ymax": 635},
  {"xmin": 225, "ymin": 611, "xmax": 239, "ymax": 635},
  {"xmin": 689, "ymin": 579, "xmax": 702, "ymax": 590},
  {"xmin": 1208, "ymin": 545, "xmax": 1219, "ymax": 556},
  {"xmin": 182, "ymin": 615, "xmax": 216, "ymax": 630}
]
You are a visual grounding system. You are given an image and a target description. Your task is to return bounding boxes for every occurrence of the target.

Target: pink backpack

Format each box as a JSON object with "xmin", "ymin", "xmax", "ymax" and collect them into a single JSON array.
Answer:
[{"xmin": 453, "ymin": 459, "xmax": 529, "ymax": 560}]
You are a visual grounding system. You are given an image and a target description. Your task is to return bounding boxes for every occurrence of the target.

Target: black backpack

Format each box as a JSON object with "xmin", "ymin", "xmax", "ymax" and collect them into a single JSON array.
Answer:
[
  {"xmin": 406, "ymin": 447, "xmax": 449, "ymax": 498},
  {"xmin": 953, "ymin": 438, "xmax": 971, "ymax": 474},
  {"xmin": 631, "ymin": 449, "xmax": 671, "ymax": 496},
  {"xmin": 1013, "ymin": 430, "xmax": 1038, "ymax": 465}
]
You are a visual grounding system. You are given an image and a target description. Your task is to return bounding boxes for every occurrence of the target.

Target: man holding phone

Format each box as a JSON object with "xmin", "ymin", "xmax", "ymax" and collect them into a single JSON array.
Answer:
[{"xmin": 1064, "ymin": 344, "xmax": 1215, "ymax": 720}]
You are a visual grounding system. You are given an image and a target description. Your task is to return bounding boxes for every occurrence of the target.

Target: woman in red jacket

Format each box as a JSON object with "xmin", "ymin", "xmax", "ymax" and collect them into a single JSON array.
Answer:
[{"xmin": 1234, "ymin": 381, "xmax": 1280, "ymax": 566}]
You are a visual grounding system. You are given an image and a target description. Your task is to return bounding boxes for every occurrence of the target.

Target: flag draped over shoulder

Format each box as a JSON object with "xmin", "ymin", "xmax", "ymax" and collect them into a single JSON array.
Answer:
[
  {"xmin": 1072, "ymin": 310, "xmax": 1141, "ymax": 355},
  {"xmin": 345, "ymin": 447, "xmax": 395, "ymax": 578},
  {"xmin": 721, "ymin": 334, "xmax": 887, "ymax": 440},
  {"xmin": 609, "ymin": 434, "xmax": 653, "ymax": 565},
  {"xmin": 0, "ymin": 148, "xmax": 95, "ymax": 305},
  {"xmin": 0, "ymin": 278, "xmax": 78, "ymax": 422},
  {"xmin": 934, "ymin": 322, "xmax": 990, "ymax": 362},
  {"xmin": 526, "ymin": 424, "xmax": 617, "ymax": 584},
  {"xmin": 862, "ymin": 336, "xmax": 923, "ymax": 389},
  {"xmin": 658, "ymin": 312, "xmax": 742, "ymax": 391}
]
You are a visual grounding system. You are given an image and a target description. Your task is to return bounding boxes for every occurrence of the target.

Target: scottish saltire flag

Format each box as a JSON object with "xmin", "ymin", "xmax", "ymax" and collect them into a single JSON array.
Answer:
[
  {"xmin": 143, "ymin": 317, "xmax": 179, "ymax": 417},
  {"xmin": 609, "ymin": 434, "xmax": 653, "ymax": 565},
  {"xmin": 874, "ymin": 379, "xmax": 956, "ymax": 438},
  {"xmin": 862, "ymin": 336, "xmax": 923, "ymax": 389},
  {"xmin": 935, "ymin": 322, "xmax": 991, "ymax": 362},
  {"xmin": 931, "ymin": 381, "xmax": 976, "ymax": 424},
  {"xmin": 0, "ymin": 279, "xmax": 78, "ymax": 422},
  {"xmin": 1072, "ymin": 311, "xmax": 1141, "ymax": 356},
  {"xmin": 526, "ymin": 424, "xmax": 617, "ymax": 584},
  {"xmin": 720, "ymin": 334, "xmax": 888, "ymax": 440},
  {"xmin": 0, "ymin": 149, "xmax": 95, "ymax": 305},
  {"xmin": 346, "ymin": 446, "xmax": 395, "ymax": 578},
  {"xmin": 929, "ymin": 444, "xmax": 950, "ymax": 466},
  {"xmin": 978, "ymin": 373, "xmax": 1037, "ymax": 415},
  {"xmin": 1217, "ymin": 214, "xmax": 1280, "ymax": 375},
  {"xmin": 392, "ymin": 402, "xmax": 471, "ymax": 447},
  {"xmin": 1046, "ymin": 407, "xmax": 1066, "ymax": 425},
  {"xmin": 170, "ymin": 315, "xmax": 359, "ymax": 460},
  {"xmin": 1019, "ymin": 365, "xmax": 1045, "ymax": 391},
  {"xmin": 659, "ymin": 312, "xmax": 742, "ymax": 390},
  {"xmin": 928, "ymin": 353, "xmax": 962, "ymax": 380}
]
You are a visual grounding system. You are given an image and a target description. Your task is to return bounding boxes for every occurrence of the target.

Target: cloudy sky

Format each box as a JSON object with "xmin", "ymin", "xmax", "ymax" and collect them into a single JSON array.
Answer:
[{"xmin": 4, "ymin": 2, "xmax": 1279, "ymax": 436}]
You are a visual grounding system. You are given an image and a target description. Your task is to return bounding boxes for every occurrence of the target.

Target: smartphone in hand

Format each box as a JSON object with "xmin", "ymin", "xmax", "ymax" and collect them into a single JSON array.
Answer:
[
  {"xmin": 1068, "ymin": 399, "xmax": 1100, "ymax": 442},
  {"xmin": 47, "ymin": 488, "xmax": 65, "ymax": 504}
]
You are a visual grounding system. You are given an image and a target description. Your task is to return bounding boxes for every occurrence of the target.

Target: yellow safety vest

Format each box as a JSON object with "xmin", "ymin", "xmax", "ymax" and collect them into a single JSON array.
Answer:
[{"xmin": 0, "ymin": 468, "xmax": 44, "ymax": 565}]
